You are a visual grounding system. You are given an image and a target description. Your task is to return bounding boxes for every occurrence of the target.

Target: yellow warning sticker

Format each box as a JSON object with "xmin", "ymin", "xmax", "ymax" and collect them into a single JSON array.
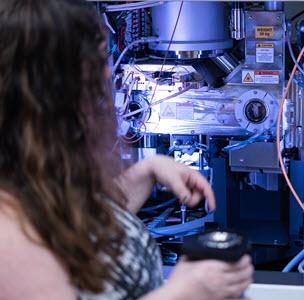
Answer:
[
  {"xmin": 256, "ymin": 43, "xmax": 274, "ymax": 63},
  {"xmin": 255, "ymin": 26, "xmax": 274, "ymax": 39},
  {"xmin": 242, "ymin": 70, "xmax": 254, "ymax": 83},
  {"xmin": 256, "ymin": 44, "xmax": 274, "ymax": 48}
]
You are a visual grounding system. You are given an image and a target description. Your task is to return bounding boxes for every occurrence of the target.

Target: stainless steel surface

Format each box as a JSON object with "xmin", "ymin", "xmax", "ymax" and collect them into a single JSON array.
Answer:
[
  {"xmin": 286, "ymin": 76, "xmax": 304, "ymax": 151},
  {"xmin": 248, "ymin": 172, "xmax": 279, "ymax": 191},
  {"xmin": 264, "ymin": 1, "xmax": 284, "ymax": 11},
  {"xmin": 151, "ymin": 1, "xmax": 232, "ymax": 52},
  {"xmin": 229, "ymin": 142, "xmax": 280, "ymax": 173}
]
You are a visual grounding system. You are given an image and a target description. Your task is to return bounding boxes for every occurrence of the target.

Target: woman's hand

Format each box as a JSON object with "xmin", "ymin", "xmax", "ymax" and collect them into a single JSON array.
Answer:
[
  {"xmin": 148, "ymin": 155, "xmax": 215, "ymax": 210},
  {"xmin": 145, "ymin": 255, "xmax": 253, "ymax": 300},
  {"xmin": 167, "ymin": 255, "xmax": 253, "ymax": 300},
  {"xmin": 117, "ymin": 155, "xmax": 215, "ymax": 213}
]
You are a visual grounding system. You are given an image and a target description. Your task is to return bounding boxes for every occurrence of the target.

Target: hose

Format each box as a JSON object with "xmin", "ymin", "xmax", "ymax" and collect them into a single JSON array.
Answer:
[{"xmin": 282, "ymin": 249, "xmax": 304, "ymax": 272}]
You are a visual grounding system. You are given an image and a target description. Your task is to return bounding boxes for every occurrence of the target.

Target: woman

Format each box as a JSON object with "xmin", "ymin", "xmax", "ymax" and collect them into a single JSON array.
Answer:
[{"xmin": 0, "ymin": 0, "xmax": 253, "ymax": 299}]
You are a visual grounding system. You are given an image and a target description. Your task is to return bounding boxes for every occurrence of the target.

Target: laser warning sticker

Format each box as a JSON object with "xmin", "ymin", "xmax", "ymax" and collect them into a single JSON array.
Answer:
[
  {"xmin": 254, "ymin": 71, "xmax": 279, "ymax": 84},
  {"xmin": 242, "ymin": 70, "xmax": 255, "ymax": 83},
  {"xmin": 255, "ymin": 26, "xmax": 274, "ymax": 39},
  {"xmin": 160, "ymin": 102, "xmax": 176, "ymax": 119},
  {"xmin": 256, "ymin": 44, "xmax": 274, "ymax": 63}
]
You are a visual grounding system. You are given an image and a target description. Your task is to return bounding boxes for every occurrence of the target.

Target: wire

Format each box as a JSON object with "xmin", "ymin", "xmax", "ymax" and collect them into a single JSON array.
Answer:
[
  {"xmin": 223, "ymin": 132, "xmax": 264, "ymax": 152},
  {"xmin": 105, "ymin": 1, "xmax": 164, "ymax": 12},
  {"xmin": 287, "ymin": 23, "xmax": 304, "ymax": 77},
  {"xmin": 112, "ymin": 37, "xmax": 160, "ymax": 76},
  {"xmin": 122, "ymin": 84, "xmax": 194, "ymax": 119},
  {"xmin": 150, "ymin": 1, "xmax": 184, "ymax": 103},
  {"xmin": 148, "ymin": 214, "xmax": 213, "ymax": 238},
  {"xmin": 291, "ymin": 10, "xmax": 304, "ymax": 22},
  {"xmin": 283, "ymin": 249, "xmax": 304, "ymax": 272},
  {"xmin": 276, "ymin": 45, "xmax": 304, "ymax": 211}
]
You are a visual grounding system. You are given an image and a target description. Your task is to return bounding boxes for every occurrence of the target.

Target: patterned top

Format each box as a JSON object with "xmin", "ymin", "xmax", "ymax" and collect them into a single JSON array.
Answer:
[{"xmin": 78, "ymin": 203, "xmax": 163, "ymax": 300}]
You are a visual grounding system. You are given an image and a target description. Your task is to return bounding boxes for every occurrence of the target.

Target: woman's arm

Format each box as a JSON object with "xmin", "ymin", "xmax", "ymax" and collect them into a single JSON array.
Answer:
[
  {"xmin": 0, "ymin": 200, "xmax": 76, "ymax": 300},
  {"xmin": 117, "ymin": 155, "xmax": 215, "ymax": 214},
  {"xmin": 139, "ymin": 255, "xmax": 253, "ymax": 300}
]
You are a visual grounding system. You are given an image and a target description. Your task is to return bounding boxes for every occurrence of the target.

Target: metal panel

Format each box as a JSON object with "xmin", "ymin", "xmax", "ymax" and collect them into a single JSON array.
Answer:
[{"xmin": 229, "ymin": 142, "xmax": 280, "ymax": 172}]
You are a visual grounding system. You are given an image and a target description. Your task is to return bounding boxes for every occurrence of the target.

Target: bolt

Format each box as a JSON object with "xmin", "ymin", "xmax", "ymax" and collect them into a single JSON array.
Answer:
[
  {"xmin": 238, "ymin": 100, "xmax": 242, "ymax": 104},
  {"xmin": 270, "ymin": 120, "xmax": 274, "ymax": 123},
  {"xmin": 253, "ymin": 90, "xmax": 258, "ymax": 94},
  {"xmin": 239, "ymin": 158, "xmax": 245, "ymax": 163},
  {"xmin": 191, "ymin": 130, "xmax": 195, "ymax": 134},
  {"xmin": 270, "ymin": 101, "xmax": 274, "ymax": 105},
  {"xmin": 238, "ymin": 119, "xmax": 243, "ymax": 122}
]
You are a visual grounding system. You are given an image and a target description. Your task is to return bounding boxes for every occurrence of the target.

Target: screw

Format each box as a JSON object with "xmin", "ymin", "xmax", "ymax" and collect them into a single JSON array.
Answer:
[
  {"xmin": 253, "ymin": 90, "xmax": 257, "ymax": 94},
  {"xmin": 191, "ymin": 130, "xmax": 195, "ymax": 134},
  {"xmin": 270, "ymin": 120, "xmax": 274, "ymax": 123},
  {"xmin": 238, "ymin": 100, "xmax": 242, "ymax": 104},
  {"xmin": 238, "ymin": 119, "xmax": 243, "ymax": 122},
  {"xmin": 270, "ymin": 101, "xmax": 274, "ymax": 104}
]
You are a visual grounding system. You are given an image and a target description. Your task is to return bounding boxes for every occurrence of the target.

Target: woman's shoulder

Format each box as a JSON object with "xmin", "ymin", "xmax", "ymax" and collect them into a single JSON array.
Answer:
[{"xmin": 0, "ymin": 191, "xmax": 76, "ymax": 300}]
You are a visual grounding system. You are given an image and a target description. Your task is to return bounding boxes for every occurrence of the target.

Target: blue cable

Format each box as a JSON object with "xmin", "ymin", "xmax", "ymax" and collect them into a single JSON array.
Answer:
[
  {"xmin": 140, "ymin": 198, "xmax": 177, "ymax": 213},
  {"xmin": 149, "ymin": 214, "xmax": 214, "ymax": 238},
  {"xmin": 282, "ymin": 249, "xmax": 304, "ymax": 272},
  {"xmin": 223, "ymin": 132, "xmax": 264, "ymax": 152},
  {"xmin": 298, "ymin": 259, "xmax": 304, "ymax": 273}
]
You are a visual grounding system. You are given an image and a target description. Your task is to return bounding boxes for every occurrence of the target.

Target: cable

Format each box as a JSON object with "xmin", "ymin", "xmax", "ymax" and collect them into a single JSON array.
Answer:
[
  {"xmin": 150, "ymin": 1, "xmax": 184, "ymax": 103},
  {"xmin": 276, "ymin": 45, "xmax": 304, "ymax": 211},
  {"xmin": 286, "ymin": 23, "xmax": 304, "ymax": 77},
  {"xmin": 298, "ymin": 259, "xmax": 304, "ymax": 273},
  {"xmin": 104, "ymin": 1, "xmax": 164, "ymax": 12},
  {"xmin": 148, "ymin": 214, "xmax": 213, "ymax": 238},
  {"xmin": 223, "ymin": 132, "xmax": 264, "ymax": 152},
  {"xmin": 112, "ymin": 37, "xmax": 160, "ymax": 76},
  {"xmin": 122, "ymin": 84, "xmax": 194, "ymax": 119},
  {"xmin": 283, "ymin": 249, "xmax": 304, "ymax": 272},
  {"xmin": 291, "ymin": 10, "xmax": 304, "ymax": 22}
]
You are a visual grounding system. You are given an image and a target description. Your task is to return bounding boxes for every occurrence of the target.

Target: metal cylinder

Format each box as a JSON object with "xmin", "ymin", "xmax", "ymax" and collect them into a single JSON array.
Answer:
[
  {"xmin": 231, "ymin": 7, "xmax": 245, "ymax": 40},
  {"xmin": 212, "ymin": 53, "xmax": 239, "ymax": 74},
  {"xmin": 264, "ymin": 1, "xmax": 284, "ymax": 11},
  {"xmin": 150, "ymin": 1, "xmax": 232, "ymax": 52}
]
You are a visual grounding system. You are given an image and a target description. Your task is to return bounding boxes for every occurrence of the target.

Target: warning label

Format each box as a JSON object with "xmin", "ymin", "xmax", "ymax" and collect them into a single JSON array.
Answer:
[
  {"xmin": 254, "ymin": 71, "xmax": 279, "ymax": 84},
  {"xmin": 176, "ymin": 103, "xmax": 194, "ymax": 120},
  {"xmin": 256, "ymin": 44, "xmax": 274, "ymax": 63},
  {"xmin": 255, "ymin": 26, "xmax": 274, "ymax": 39},
  {"xmin": 160, "ymin": 102, "xmax": 176, "ymax": 119},
  {"xmin": 242, "ymin": 70, "xmax": 255, "ymax": 84}
]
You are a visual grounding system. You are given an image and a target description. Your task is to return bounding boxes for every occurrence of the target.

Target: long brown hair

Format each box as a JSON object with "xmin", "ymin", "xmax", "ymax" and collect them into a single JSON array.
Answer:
[{"xmin": 0, "ymin": 0, "xmax": 125, "ymax": 293}]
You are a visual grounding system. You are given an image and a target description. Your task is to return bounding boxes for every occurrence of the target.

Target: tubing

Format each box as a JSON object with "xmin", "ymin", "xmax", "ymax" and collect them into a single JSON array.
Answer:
[
  {"xmin": 140, "ymin": 198, "xmax": 177, "ymax": 212},
  {"xmin": 298, "ymin": 259, "xmax": 304, "ymax": 273},
  {"xmin": 282, "ymin": 249, "xmax": 304, "ymax": 272},
  {"xmin": 149, "ymin": 214, "xmax": 213, "ymax": 237}
]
